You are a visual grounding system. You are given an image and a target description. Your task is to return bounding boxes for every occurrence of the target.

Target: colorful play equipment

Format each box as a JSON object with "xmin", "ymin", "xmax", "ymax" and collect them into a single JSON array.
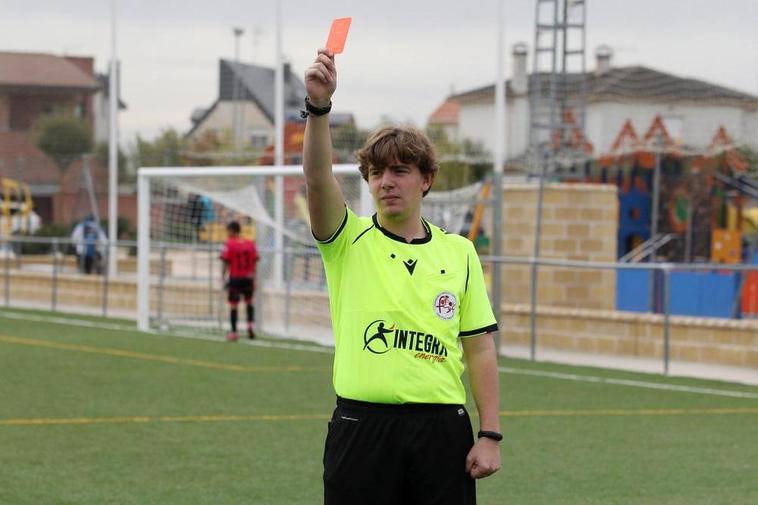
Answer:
[
  {"xmin": 589, "ymin": 116, "xmax": 758, "ymax": 318},
  {"xmin": 0, "ymin": 177, "xmax": 35, "ymax": 237}
]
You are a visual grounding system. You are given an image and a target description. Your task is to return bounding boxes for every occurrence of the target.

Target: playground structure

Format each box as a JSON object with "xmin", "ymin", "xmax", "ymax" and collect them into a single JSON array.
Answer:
[
  {"xmin": 585, "ymin": 116, "xmax": 758, "ymax": 318},
  {"xmin": 0, "ymin": 177, "xmax": 38, "ymax": 237}
]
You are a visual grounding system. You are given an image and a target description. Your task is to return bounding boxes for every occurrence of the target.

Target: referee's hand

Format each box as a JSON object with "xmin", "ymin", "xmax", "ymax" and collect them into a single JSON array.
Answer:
[{"xmin": 465, "ymin": 438, "xmax": 501, "ymax": 479}]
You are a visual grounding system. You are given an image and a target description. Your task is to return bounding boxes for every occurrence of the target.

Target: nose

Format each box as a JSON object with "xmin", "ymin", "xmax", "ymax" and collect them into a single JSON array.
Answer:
[{"xmin": 380, "ymin": 170, "xmax": 395, "ymax": 189}]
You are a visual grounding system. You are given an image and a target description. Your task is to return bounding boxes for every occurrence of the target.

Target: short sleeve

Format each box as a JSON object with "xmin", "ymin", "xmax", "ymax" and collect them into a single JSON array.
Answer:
[
  {"xmin": 458, "ymin": 243, "xmax": 498, "ymax": 338},
  {"xmin": 314, "ymin": 206, "xmax": 364, "ymax": 263}
]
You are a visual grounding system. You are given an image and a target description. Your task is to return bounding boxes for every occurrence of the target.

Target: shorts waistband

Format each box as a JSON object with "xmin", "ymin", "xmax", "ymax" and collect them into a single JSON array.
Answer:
[{"xmin": 336, "ymin": 396, "xmax": 464, "ymax": 414}]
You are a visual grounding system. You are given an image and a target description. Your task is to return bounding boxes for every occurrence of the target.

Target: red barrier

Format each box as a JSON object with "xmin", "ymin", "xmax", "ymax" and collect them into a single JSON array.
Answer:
[{"xmin": 742, "ymin": 272, "xmax": 758, "ymax": 315}]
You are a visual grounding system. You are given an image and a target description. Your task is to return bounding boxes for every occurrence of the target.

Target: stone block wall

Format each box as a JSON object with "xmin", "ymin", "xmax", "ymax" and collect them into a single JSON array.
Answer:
[
  {"xmin": 494, "ymin": 183, "xmax": 618, "ymax": 310},
  {"xmin": 501, "ymin": 304, "xmax": 758, "ymax": 368}
]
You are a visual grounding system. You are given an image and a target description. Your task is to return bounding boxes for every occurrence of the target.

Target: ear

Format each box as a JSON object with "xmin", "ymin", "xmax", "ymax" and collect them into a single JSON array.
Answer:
[{"xmin": 422, "ymin": 172, "xmax": 434, "ymax": 192}]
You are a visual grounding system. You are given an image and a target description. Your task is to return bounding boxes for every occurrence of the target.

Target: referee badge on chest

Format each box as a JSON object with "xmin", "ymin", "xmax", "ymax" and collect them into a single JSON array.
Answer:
[{"xmin": 433, "ymin": 292, "xmax": 457, "ymax": 320}]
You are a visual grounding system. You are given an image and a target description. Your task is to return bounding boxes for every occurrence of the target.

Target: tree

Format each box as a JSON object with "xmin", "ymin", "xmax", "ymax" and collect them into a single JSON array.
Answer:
[
  {"xmin": 34, "ymin": 112, "xmax": 93, "ymax": 171},
  {"xmin": 132, "ymin": 128, "xmax": 184, "ymax": 167},
  {"xmin": 332, "ymin": 123, "xmax": 370, "ymax": 162},
  {"xmin": 33, "ymin": 112, "xmax": 94, "ymax": 223},
  {"xmin": 95, "ymin": 142, "xmax": 131, "ymax": 183},
  {"xmin": 426, "ymin": 125, "xmax": 491, "ymax": 191}
]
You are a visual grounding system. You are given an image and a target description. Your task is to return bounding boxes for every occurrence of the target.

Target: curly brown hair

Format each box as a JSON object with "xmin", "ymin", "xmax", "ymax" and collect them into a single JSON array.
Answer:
[{"xmin": 355, "ymin": 126, "xmax": 438, "ymax": 197}]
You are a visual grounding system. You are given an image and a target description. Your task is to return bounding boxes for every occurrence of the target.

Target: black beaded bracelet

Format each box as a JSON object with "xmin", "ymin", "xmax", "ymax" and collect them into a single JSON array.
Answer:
[
  {"xmin": 477, "ymin": 430, "xmax": 503, "ymax": 442},
  {"xmin": 300, "ymin": 97, "xmax": 332, "ymax": 119}
]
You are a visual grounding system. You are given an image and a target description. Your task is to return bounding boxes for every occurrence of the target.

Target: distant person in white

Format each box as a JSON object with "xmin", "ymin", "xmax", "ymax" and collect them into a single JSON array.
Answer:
[{"xmin": 70, "ymin": 217, "xmax": 107, "ymax": 274}]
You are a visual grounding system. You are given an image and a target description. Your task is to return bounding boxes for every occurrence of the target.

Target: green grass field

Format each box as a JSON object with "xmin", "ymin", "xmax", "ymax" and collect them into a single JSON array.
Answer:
[{"xmin": 0, "ymin": 308, "xmax": 757, "ymax": 505}]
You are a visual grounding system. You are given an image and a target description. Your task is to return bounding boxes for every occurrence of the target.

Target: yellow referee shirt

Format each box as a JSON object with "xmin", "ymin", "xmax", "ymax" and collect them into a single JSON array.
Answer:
[{"xmin": 316, "ymin": 207, "xmax": 498, "ymax": 405}]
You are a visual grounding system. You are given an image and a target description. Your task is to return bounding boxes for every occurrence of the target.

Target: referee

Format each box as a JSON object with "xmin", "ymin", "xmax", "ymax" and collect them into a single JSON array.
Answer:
[{"xmin": 303, "ymin": 48, "xmax": 502, "ymax": 505}]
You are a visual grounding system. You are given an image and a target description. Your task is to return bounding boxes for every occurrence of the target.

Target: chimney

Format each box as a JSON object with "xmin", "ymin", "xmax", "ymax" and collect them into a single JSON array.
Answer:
[
  {"xmin": 511, "ymin": 43, "xmax": 528, "ymax": 95},
  {"xmin": 595, "ymin": 45, "xmax": 613, "ymax": 76}
]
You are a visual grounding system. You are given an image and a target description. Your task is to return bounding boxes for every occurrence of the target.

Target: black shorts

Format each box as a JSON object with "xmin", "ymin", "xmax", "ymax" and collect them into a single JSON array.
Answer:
[
  {"xmin": 226, "ymin": 277, "xmax": 254, "ymax": 303},
  {"xmin": 323, "ymin": 397, "xmax": 476, "ymax": 505}
]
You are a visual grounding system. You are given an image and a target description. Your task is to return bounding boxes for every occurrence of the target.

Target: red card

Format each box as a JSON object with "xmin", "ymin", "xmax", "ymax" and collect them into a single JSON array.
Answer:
[{"xmin": 326, "ymin": 17, "xmax": 352, "ymax": 54}]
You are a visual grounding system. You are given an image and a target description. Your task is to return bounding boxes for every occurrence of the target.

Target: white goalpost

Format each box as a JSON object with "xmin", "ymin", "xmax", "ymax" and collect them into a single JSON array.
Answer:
[
  {"xmin": 136, "ymin": 163, "xmax": 486, "ymax": 345},
  {"xmin": 137, "ymin": 164, "xmax": 369, "ymax": 344}
]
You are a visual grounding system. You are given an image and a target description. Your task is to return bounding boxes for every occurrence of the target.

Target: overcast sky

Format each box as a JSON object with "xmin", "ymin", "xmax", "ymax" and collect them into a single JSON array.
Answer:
[{"xmin": 3, "ymin": 0, "xmax": 757, "ymax": 143}]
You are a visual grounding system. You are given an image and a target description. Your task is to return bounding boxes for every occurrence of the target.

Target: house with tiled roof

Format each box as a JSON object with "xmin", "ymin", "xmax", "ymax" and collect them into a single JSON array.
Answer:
[
  {"xmin": 427, "ymin": 98, "xmax": 461, "ymax": 143},
  {"xmin": 0, "ymin": 51, "xmax": 128, "ymax": 225},
  {"xmin": 187, "ymin": 60, "xmax": 354, "ymax": 160},
  {"xmin": 428, "ymin": 46, "xmax": 758, "ymax": 164}
]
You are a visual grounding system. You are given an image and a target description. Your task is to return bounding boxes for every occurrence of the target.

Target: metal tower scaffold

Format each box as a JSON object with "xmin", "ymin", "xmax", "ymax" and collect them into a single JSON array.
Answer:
[
  {"xmin": 529, "ymin": 0, "xmax": 588, "ymax": 173},
  {"xmin": 526, "ymin": 0, "xmax": 588, "ymax": 361}
]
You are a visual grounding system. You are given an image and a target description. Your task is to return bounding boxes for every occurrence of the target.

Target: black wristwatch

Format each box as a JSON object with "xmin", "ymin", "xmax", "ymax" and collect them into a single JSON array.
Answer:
[
  {"xmin": 477, "ymin": 430, "xmax": 503, "ymax": 442},
  {"xmin": 300, "ymin": 97, "xmax": 332, "ymax": 118}
]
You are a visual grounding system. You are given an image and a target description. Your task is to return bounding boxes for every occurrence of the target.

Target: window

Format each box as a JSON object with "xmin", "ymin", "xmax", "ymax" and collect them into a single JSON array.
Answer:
[{"xmin": 249, "ymin": 129, "xmax": 270, "ymax": 149}]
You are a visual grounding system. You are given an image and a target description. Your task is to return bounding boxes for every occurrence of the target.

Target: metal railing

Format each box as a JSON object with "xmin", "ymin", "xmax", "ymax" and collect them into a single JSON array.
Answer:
[
  {"xmin": 2, "ymin": 236, "xmax": 756, "ymax": 375},
  {"xmin": 483, "ymin": 254, "xmax": 758, "ymax": 374},
  {"xmin": 0, "ymin": 235, "xmax": 140, "ymax": 317}
]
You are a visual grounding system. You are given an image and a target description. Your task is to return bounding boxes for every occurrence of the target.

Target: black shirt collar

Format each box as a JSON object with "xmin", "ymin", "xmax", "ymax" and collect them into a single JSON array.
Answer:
[{"xmin": 372, "ymin": 214, "xmax": 432, "ymax": 244}]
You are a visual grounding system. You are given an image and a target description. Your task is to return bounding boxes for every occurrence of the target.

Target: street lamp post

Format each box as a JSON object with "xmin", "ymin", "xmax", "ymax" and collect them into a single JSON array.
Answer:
[
  {"xmin": 232, "ymin": 27, "xmax": 245, "ymax": 153},
  {"xmin": 108, "ymin": 0, "xmax": 119, "ymax": 277}
]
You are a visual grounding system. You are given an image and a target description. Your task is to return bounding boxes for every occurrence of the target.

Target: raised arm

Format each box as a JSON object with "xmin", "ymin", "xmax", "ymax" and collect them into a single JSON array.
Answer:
[{"xmin": 303, "ymin": 48, "xmax": 346, "ymax": 241}]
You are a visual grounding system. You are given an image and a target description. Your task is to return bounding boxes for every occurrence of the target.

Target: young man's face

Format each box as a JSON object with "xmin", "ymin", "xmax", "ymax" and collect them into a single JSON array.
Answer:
[{"xmin": 367, "ymin": 161, "xmax": 432, "ymax": 220}]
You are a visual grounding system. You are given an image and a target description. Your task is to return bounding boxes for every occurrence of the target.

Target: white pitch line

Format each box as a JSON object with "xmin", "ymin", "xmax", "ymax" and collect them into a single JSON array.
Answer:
[
  {"xmin": 0, "ymin": 310, "xmax": 134, "ymax": 332},
  {"xmin": 1, "ymin": 309, "xmax": 756, "ymax": 398},
  {"xmin": 499, "ymin": 366, "xmax": 758, "ymax": 400},
  {"xmin": 0, "ymin": 309, "xmax": 333, "ymax": 354}
]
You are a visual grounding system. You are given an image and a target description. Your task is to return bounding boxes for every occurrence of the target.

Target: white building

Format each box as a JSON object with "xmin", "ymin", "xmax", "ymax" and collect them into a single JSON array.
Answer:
[
  {"xmin": 187, "ymin": 60, "xmax": 355, "ymax": 154},
  {"xmin": 428, "ymin": 46, "xmax": 758, "ymax": 164},
  {"xmin": 187, "ymin": 60, "xmax": 305, "ymax": 150}
]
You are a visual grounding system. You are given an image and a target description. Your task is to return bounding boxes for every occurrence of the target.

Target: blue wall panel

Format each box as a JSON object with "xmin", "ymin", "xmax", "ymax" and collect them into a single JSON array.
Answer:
[
  {"xmin": 616, "ymin": 269, "xmax": 650, "ymax": 312},
  {"xmin": 670, "ymin": 272, "xmax": 739, "ymax": 318}
]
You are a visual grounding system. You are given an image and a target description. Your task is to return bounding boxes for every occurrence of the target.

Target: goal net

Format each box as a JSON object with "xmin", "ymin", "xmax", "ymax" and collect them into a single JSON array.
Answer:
[{"xmin": 137, "ymin": 164, "xmax": 486, "ymax": 345}]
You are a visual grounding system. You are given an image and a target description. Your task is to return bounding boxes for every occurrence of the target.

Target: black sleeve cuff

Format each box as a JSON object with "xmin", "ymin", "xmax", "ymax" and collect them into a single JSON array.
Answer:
[
  {"xmin": 313, "ymin": 207, "xmax": 348, "ymax": 244},
  {"xmin": 459, "ymin": 323, "xmax": 499, "ymax": 338}
]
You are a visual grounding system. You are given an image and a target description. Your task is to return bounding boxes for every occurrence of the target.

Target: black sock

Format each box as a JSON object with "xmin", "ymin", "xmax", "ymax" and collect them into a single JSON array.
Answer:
[
  {"xmin": 230, "ymin": 308, "xmax": 238, "ymax": 332},
  {"xmin": 246, "ymin": 304, "xmax": 254, "ymax": 326}
]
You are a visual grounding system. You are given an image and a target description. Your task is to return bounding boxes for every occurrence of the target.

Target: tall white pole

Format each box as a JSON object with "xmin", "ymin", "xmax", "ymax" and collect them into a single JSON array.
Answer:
[
  {"xmin": 274, "ymin": 2, "xmax": 284, "ymax": 168},
  {"xmin": 233, "ymin": 27, "xmax": 244, "ymax": 153},
  {"xmin": 491, "ymin": 0, "xmax": 507, "ymax": 352},
  {"xmin": 108, "ymin": 0, "xmax": 119, "ymax": 277},
  {"xmin": 273, "ymin": 0, "xmax": 285, "ymax": 288},
  {"xmin": 137, "ymin": 172, "xmax": 150, "ymax": 331}
]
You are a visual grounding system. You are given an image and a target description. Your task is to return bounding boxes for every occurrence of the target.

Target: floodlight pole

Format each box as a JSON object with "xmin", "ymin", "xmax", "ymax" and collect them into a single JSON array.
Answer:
[
  {"xmin": 108, "ymin": 0, "xmax": 119, "ymax": 277},
  {"xmin": 491, "ymin": 0, "xmax": 507, "ymax": 353},
  {"xmin": 273, "ymin": 0, "xmax": 285, "ymax": 288},
  {"xmin": 233, "ymin": 27, "xmax": 245, "ymax": 153}
]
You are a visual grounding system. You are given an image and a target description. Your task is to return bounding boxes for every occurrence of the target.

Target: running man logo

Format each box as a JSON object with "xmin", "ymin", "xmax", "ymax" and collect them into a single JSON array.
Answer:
[
  {"xmin": 362, "ymin": 319, "xmax": 448, "ymax": 360},
  {"xmin": 363, "ymin": 320, "xmax": 395, "ymax": 354},
  {"xmin": 433, "ymin": 292, "xmax": 457, "ymax": 320}
]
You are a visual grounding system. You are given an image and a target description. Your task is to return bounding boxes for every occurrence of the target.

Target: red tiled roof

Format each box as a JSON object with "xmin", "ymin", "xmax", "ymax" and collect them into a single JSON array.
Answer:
[
  {"xmin": 0, "ymin": 52, "xmax": 97, "ymax": 90},
  {"xmin": 428, "ymin": 99, "xmax": 460, "ymax": 125}
]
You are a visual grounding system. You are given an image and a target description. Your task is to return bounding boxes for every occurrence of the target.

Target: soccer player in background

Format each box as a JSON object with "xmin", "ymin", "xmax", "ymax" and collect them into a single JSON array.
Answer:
[
  {"xmin": 303, "ymin": 48, "xmax": 502, "ymax": 505},
  {"xmin": 220, "ymin": 221, "xmax": 258, "ymax": 341}
]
